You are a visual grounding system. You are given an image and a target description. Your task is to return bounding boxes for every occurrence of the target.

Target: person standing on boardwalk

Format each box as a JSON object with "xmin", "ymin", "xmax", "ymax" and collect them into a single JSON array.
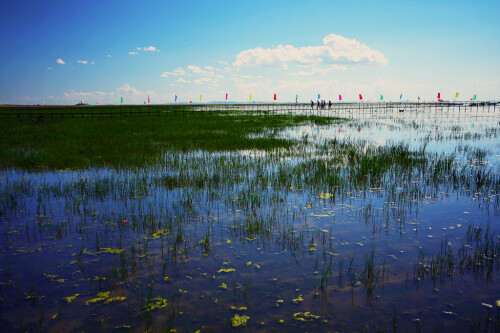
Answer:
[
  {"xmin": 328, "ymin": 100, "xmax": 332, "ymax": 109},
  {"xmin": 317, "ymin": 100, "xmax": 320, "ymax": 109},
  {"xmin": 311, "ymin": 100, "xmax": 314, "ymax": 109}
]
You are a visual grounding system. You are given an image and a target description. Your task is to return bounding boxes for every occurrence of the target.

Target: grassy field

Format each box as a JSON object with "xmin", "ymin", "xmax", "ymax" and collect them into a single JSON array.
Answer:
[{"xmin": 0, "ymin": 109, "xmax": 342, "ymax": 169}]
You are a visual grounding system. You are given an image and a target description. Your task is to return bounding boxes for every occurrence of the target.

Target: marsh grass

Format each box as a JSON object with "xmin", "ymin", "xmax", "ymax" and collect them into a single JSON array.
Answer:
[{"xmin": 0, "ymin": 111, "xmax": 343, "ymax": 169}]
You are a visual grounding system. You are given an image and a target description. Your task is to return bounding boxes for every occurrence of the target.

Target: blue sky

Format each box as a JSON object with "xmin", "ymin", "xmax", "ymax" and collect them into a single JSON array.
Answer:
[{"xmin": 1, "ymin": 0, "xmax": 499, "ymax": 104}]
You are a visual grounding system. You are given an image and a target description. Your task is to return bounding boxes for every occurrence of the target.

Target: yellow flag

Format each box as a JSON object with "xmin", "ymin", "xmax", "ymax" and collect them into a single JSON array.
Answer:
[
  {"xmin": 200, "ymin": 95, "xmax": 202, "ymax": 101},
  {"xmin": 456, "ymin": 92, "xmax": 459, "ymax": 98},
  {"xmin": 250, "ymin": 94, "xmax": 252, "ymax": 100}
]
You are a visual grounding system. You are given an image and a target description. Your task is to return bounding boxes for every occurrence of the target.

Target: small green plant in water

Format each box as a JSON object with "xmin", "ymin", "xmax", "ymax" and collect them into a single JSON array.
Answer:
[{"xmin": 232, "ymin": 314, "xmax": 250, "ymax": 327}]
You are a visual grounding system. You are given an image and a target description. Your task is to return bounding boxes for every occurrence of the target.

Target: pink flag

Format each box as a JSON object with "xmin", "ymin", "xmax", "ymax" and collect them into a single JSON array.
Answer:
[
  {"xmin": 226, "ymin": 93, "xmax": 228, "ymax": 100},
  {"xmin": 339, "ymin": 94, "xmax": 342, "ymax": 101},
  {"xmin": 148, "ymin": 96, "xmax": 150, "ymax": 103}
]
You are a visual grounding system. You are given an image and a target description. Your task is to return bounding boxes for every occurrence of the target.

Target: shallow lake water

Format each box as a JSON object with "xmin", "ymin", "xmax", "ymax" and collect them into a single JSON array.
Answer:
[{"xmin": 0, "ymin": 105, "xmax": 499, "ymax": 332}]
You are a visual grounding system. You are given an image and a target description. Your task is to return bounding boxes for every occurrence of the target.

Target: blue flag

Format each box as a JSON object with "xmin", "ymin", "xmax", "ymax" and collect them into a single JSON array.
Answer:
[
  {"xmin": 318, "ymin": 94, "xmax": 320, "ymax": 99},
  {"xmin": 175, "ymin": 95, "xmax": 177, "ymax": 102},
  {"xmin": 400, "ymin": 94, "xmax": 402, "ymax": 99}
]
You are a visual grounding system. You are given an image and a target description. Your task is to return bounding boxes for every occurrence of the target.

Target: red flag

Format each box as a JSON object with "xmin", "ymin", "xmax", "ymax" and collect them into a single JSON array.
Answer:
[
  {"xmin": 274, "ymin": 93, "xmax": 276, "ymax": 100},
  {"xmin": 359, "ymin": 94, "xmax": 363, "ymax": 100},
  {"xmin": 148, "ymin": 96, "xmax": 150, "ymax": 103},
  {"xmin": 437, "ymin": 92, "xmax": 441, "ymax": 99}
]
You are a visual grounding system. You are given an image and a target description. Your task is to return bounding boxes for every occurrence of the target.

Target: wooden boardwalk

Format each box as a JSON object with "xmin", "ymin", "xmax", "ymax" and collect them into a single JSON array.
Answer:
[{"xmin": 0, "ymin": 101, "xmax": 498, "ymax": 120}]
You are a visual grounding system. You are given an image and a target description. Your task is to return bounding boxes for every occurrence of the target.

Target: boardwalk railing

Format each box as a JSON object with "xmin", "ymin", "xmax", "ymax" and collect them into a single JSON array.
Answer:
[{"xmin": 0, "ymin": 101, "xmax": 497, "ymax": 120}]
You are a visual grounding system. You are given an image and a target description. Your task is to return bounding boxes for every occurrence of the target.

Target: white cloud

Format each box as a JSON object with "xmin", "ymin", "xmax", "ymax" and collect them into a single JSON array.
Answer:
[
  {"xmin": 64, "ymin": 91, "xmax": 92, "ymax": 98},
  {"xmin": 56, "ymin": 58, "xmax": 65, "ymax": 65},
  {"xmin": 77, "ymin": 60, "xmax": 88, "ymax": 64},
  {"xmin": 233, "ymin": 33, "xmax": 388, "ymax": 68},
  {"xmin": 116, "ymin": 84, "xmax": 145, "ymax": 96},
  {"xmin": 142, "ymin": 46, "xmax": 159, "ymax": 52},
  {"xmin": 162, "ymin": 65, "xmax": 224, "ymax": 87},
  {"xmin": 134, "ymin": 46, "xmax": 160, "ymax": 53},
  {"xmin": 187, "ymin": 65, "xmax": 208, "ymax": 75},
  {"xmin": 161, "ymin": 67, "xmax": 186, "ymax": 78},
  {"xmin": 194, "ymin": 77, "xmax": 218, "ymax": 85},
  {"xmin": 128, "ymin": 52, "xmax": 138, "ymax": 55},
  {"xmin": 216, "ymin": 60, "xmax": 229, "ymax": 66},
  {"xmin": 46, "ymin": 67, "xmax": 53, "ymax": 70},
  {"xmin": 107, "ymin": 54, "xmax": 111, "ymax": 58},
  {"xmin": 60, "ymin": 90, "xmax": 116, "ymax": 104}
]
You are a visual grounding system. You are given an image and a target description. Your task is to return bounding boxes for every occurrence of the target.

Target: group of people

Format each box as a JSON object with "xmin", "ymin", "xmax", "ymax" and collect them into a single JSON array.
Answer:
[{"xmin": 311, "ymin": 100, "xmax": 332, "ymax": 109}]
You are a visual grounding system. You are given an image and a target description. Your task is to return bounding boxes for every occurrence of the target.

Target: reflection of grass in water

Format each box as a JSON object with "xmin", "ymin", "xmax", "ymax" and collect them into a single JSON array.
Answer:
[{"xmin": 0, "ymin": 112, "xmax": 343, "ymax": 170}]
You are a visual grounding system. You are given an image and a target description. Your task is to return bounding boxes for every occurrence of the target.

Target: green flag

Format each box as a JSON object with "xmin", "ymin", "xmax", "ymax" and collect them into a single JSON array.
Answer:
[
  {"xmin": 120, "ymin": 97, "xmax": 123, "ymax": 104},
  {"xmin": 380, "ymin": 95, "xmax": 383, "ymax": 101},
  {"xmin": 473, "ymin": 94, "xmax": 477, "ymax": 101}
]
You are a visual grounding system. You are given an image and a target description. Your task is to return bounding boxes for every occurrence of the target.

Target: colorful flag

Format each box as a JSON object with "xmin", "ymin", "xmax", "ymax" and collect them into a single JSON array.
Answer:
[
  {"xmin": 274, "ymin": 93, "xmax": 276, "ymax": 101},
  {"xmin": 318, "ymin": 94, "xmax": 320, "ymax": 99},
  {"xmin": 400, "ymin": 94, "xmax": 402, "ymax": 100},
  {"xmin": 418, "ymin": 96, "xmax": 420, "ymax": 100},
  {"xmin": 359, "ymin": 94, "xmax": 363, "ymax": 100},
  {"xmin": 120, "ymin": 97, "xmax": 123, "ymax": 104},
  {"xmin": 437, "ymin": 92, "xmax": 441, "ymax": 99},
  {"xmin": 380, "ymin": 95, "xmax": 383, "ymax": 101},
  {"xmin": 456, "ymin": 92, "xmax": 459, "ymax": 98},
  {"xmin": 473, "ymin": 94, "xmax": 477, "ymax": 101},
  {"xmin": 200, "ymin": 95, "xmax": 202, "ymax": 101},
  {"xmin": 148, "ymin": 96, "xmax": 150, "ymax": 103},
  {"xmin": 250, "ymin": 94, "xmax": 252, "ymax": 100},
  {"xmin": 296, "ymin": 94, "xmax": 298, "ymax": 101},
  {"xmin": 339, "ymin": 94, "xmax": 342, "ymax": 101},
  {"xmin": 226, "ymin": 93, "xmax": 228, "ymax": 101},
  {"xmin": 175, "ymin": 95, "xmax": 177, "ymax": 102}
]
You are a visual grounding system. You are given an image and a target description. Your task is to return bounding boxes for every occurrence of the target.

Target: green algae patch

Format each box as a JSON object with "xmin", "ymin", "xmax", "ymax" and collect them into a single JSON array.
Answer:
[
  {"xmin": 64, "ymin": 294, "xmax": 79, "ymax": 303},
  {"xmin": 230, "ymin": 306, "xmax": 247, "ymax": 311},
  {"xmin": 231, "ymin": 314, "xmax": 250, "ymax": 327},
  {"xmin": 316, "ymin": 193, "xmax": 334, "ymax": 199},
  {"xmin": 99, "ymin": 248, "xmax": 124, "ymax": 254},
  {"xmin": 292, "ymin": 295, "xmax": 304, "ymax": 304},
  {"xmin": 86, "ymin": 291, "xmax": 110, "ymax": 305},
  {"xmin": 293, "ymin": 312, "xmax": 321, "ymax": 321},
  {"xmin": 143, "ymin": 298, "xmax": 168, "ymax": 312},
  {"xmin": 105, "ymin": 296, "xmax": 126, "ymax": 303}
]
